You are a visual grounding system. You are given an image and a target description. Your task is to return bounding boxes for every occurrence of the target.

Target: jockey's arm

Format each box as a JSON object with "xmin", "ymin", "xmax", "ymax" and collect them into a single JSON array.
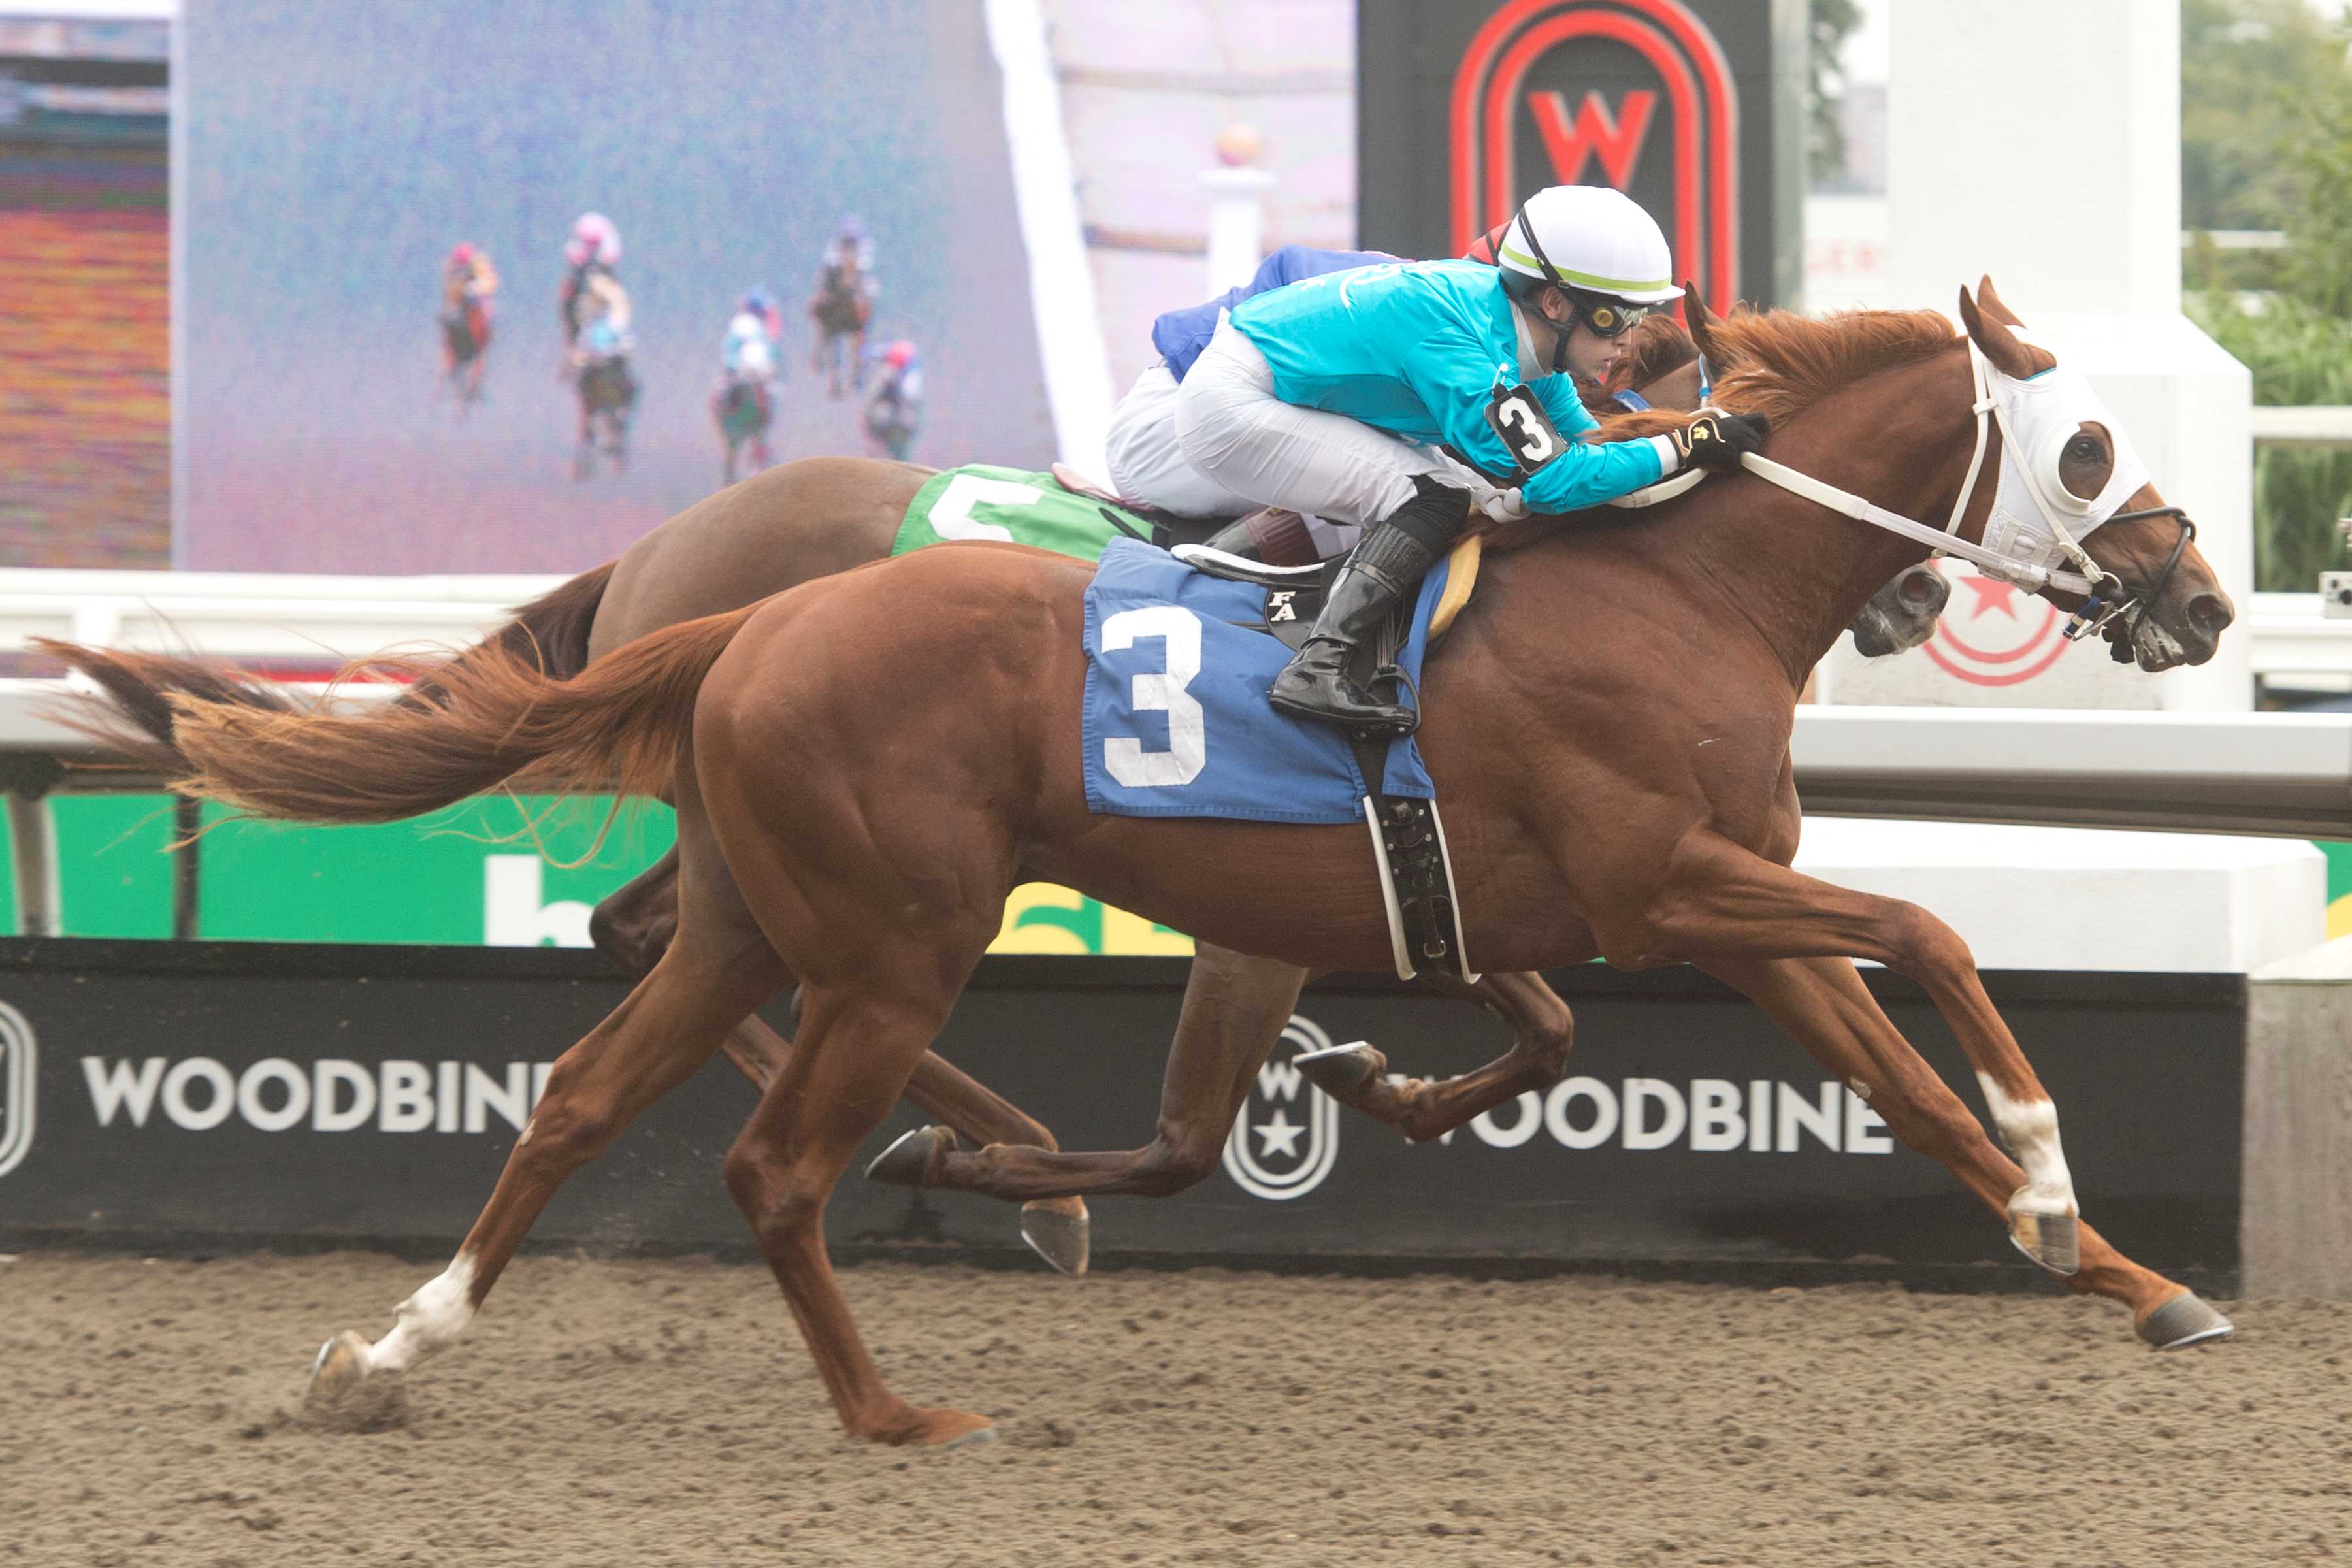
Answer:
[{"xmin": 1401, "ymin": 342, "xmax": 1671, "ymax": 514}]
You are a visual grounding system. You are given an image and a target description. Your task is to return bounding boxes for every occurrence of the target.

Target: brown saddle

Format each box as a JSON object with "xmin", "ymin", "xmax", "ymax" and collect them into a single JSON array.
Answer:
[{"xmin": 1048, "ymin": 463, "xmax": 1326, "ymax": 566}]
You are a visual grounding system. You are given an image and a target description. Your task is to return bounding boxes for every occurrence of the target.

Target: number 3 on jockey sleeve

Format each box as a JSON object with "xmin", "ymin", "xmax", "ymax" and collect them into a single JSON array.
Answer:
[{"xmin": 1484, "ymin": 382, "xmax": 1566, "ymax": 477}]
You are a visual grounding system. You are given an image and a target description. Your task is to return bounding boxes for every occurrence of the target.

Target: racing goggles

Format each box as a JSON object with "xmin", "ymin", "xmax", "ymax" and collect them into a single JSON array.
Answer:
[{"xmin": 1569, "ymin": 293, "xmax": 1654, "ymax": 338}]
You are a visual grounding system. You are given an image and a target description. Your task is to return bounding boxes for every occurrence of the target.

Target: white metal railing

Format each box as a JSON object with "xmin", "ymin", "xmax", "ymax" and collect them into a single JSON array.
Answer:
[
  {"xmin": 0, "ymin": 569, "xmax": 564, "ymax": 666},
  {"xmin": 3, "ymin": 570, "xmax": 2348, "ymax": 676},
  {"xmin": 2248, "ymin": 406, "xmax": 2352, "ymax": 447}
]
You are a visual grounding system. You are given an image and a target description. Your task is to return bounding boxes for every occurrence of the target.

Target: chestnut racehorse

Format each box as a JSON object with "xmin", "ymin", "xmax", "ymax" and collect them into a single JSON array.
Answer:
[
  {"xmin": 67, "ymin": 317, "xmax": 1948, "ymax": 1282},
  {"xmin": 54, "ymin": 282, "xmax": 2242, "ymax": 1447}
]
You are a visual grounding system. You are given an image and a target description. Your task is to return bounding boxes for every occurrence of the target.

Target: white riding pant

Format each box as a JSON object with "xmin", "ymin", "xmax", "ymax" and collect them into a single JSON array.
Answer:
[
  {"xmin": 1105, "ymin": 362, "xmax": 1263, "ymax": 521},
  {"xmin": 1174, "ymin": 318, "xmax": 1467, "ymax": 529}
]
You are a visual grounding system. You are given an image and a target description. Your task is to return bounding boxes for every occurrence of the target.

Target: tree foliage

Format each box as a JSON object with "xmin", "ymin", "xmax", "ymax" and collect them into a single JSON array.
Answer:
[
  {"xmin": 1806, "ymin": 0, "xmax": 1862, "ymax": 186},
  {"xmin": 2188, "ymin": 293, "xmax": 2352, "ymax": 590},
  {"xmin": 2182, "ymin": 0, "xmax": 2352, "ymax": 233},
  {"xmin": 2184, "ymin": 0, "xmax": 2352, "ymax": 588}
]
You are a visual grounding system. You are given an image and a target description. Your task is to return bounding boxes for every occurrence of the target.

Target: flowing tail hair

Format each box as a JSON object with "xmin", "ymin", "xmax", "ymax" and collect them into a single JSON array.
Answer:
[
  {"xmin": 33, "ymin": 563, "xmax": 617, "ymax": 800},
  {"xmin": 34, "ymin": 589, "xmax": 758, "ymax": 826}
]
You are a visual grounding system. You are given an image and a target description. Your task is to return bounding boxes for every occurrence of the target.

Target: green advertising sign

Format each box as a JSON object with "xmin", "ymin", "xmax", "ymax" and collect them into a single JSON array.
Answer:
[{"xmin": 5, "ymin": 794, "xmax": 1196, "ymax": 954}]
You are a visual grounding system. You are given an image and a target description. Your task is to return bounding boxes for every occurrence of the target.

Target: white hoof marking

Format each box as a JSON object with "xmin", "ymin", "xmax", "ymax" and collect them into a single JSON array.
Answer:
[{"xmin": 367, "ymin": 1252, "xmax": 479, "ymax": 1374}]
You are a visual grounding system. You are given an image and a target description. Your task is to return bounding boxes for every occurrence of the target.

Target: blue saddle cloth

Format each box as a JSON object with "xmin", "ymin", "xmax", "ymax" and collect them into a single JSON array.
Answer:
[{"xmin": 1080, "ymin": 537, "xmax": 1446, "ymax": 825}]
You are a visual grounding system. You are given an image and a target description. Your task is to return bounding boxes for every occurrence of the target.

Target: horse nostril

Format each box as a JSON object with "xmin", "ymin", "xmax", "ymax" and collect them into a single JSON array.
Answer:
[
  {"xmin": 1896, "ymin": 567, "xmax": 1948, "ymax": 609},
  {"xmin": 2187, "ymin": 593, "xmax": 2234, "ymax": 641}
]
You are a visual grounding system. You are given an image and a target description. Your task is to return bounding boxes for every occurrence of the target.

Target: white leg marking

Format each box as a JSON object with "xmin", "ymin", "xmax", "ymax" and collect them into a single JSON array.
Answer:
[
  {"xmin": 1976, "ymin": 1073, "xmax": 2076, "ymax": 1216},
  {"xmin": 366, "ymin": 1252, "xmax": 480, "ymax": 1373}
]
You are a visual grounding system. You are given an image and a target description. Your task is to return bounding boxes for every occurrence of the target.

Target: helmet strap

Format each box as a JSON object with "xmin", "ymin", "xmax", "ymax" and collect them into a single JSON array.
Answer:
[{"xmin": 1511, "ymin": 201, "xmax": 1575, "ymax": 374}]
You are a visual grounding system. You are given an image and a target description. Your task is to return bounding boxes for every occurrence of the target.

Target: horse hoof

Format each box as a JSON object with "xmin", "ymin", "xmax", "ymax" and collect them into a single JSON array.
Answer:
[
  {"xmin": 1021, "ymin": 1200, "xmax": 1091, "ymax": 1278},
  {"xmin": 1293, "ymin": 1041, "xmax": 1383, "ymax": 1097},
  {"xmin": 305, "ymin": 1330, "xmax": 374, "ymax": 1407},
  {"xmin": 2137, "ymin": 1291, "xmax": 2235, "ymax": 1350},
  {"xmin": 2007, "ymin": 1206, "xmax": 2080, "ymax": 1276},
  {"xmin": 915, "ymin": 1409, "xmax": 997, "ymax": 1448},
  {"xmin": 865, "ymin": 1124, "xmax": 951, "ymax": 1187}
]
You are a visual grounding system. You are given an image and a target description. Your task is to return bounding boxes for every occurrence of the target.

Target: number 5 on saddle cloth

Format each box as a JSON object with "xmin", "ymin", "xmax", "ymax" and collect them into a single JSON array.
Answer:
[{"xmin": 1079, "ymin": 536, "xmax": 1478, "ymax": 983}]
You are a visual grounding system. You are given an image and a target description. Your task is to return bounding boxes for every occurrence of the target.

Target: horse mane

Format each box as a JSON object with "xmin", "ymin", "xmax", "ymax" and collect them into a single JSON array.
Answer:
[
  {"xmin": 1588, "ymin": 306, "xmax": 1959, "ymax": 442},
  {"xmin": 1607, "ymin": 314, "xmax": 1698, "ymax": 394},
  {"xmin": 1473, "ymin": 306, "xmax": 1963, "ymax": 552}
]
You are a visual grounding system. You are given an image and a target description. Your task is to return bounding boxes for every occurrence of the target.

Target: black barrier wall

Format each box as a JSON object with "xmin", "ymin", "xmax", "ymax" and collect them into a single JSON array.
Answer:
[{"xmin": 0, "ymin": 941, "xmax": 2243, "ymax": 1283}]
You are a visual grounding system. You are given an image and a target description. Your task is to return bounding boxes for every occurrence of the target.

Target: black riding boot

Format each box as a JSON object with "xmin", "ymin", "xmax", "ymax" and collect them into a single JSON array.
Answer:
[{"xmin": 1266, "ymin": 478, "xmax": 1465, "ymax": 734}]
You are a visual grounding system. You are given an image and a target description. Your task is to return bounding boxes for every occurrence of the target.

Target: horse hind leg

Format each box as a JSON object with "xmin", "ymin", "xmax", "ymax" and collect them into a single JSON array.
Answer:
[
  {"xmin": 589, "ymin": 843, "xmax": 1091, "ymax": 1271},
  {"xmin": 308, "ymin": 798, "xmax": 792, "ymax": 1413},
  {"xmin": 1293, "ymin": 970, "xmax": 1576, "ymax": 1144},
  {"xmin": 721, "ymin": 934, "xmax": 1004, "ymax": 1446},
  {"xmin": 875, "ymin": 941, "xmax": 1301, "ymax": 1205}
]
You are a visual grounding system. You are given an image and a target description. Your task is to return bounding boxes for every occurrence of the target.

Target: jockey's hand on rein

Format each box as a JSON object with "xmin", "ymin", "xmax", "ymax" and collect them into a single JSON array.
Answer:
[{"xmin": 1669, "ymin": 411, "xmax": 1769, "ymax": 472}]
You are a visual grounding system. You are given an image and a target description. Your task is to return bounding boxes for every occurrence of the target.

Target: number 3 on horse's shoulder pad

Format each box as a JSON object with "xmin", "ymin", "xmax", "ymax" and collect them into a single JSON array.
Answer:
[{"xmin": 1485, "ymin": 383, "xmax": 1564, "ymax": 476}]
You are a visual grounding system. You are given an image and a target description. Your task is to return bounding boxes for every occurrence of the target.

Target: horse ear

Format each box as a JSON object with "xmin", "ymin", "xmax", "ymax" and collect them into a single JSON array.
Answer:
[
  {"xmin": 1976, "ymin": 274, "xmax": 2028, "ymax": 329},
  {"xmin": 1957, "ymin": 283, "xmax": 2050, "ymax": 380},
  {"xmin": 1682, "ymin": 282, "xmax": 1725, "ymax": 363}
]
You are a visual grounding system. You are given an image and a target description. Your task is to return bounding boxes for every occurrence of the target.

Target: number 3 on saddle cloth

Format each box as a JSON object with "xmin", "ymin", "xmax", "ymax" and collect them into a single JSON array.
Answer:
[{"xmin": 1081, "ymin": 536, "xmax": 1478, "ymax": 983}]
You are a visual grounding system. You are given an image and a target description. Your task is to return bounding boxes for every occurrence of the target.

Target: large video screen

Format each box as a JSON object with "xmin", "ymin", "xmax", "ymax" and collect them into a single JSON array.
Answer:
[{"xmin": 176, "ymin": 0, "xmax": 1054, "ymax": 574}]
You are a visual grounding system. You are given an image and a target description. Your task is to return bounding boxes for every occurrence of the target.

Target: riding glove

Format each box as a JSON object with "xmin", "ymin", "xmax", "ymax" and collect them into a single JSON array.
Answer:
[{"xmin": 1667, "ymin": 411, "xmax": 1769, "ymax": 472}]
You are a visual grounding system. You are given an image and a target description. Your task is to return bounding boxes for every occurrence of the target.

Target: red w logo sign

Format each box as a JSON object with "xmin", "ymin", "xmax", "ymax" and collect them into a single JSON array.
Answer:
[
  {"xmin": 1527, "ymin": 89, "xmax": 1655, "ymax": 189},
  {"xmin": 1449, "ymin": 0, "xmax": 1741, "ymax": 309}
]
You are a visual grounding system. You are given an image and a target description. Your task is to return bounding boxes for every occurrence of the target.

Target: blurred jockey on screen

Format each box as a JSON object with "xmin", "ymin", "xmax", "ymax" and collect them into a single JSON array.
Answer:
[
  {"xmin": 724, "ymin": 287, "xmax": 782, "ymax": 378},
  {"xmin": 559, "ymin": 212, "xmax": 622, "ymax": 346},
  {"xmin": 1174, "ymin": 184, "xmax": 1764, "ymax": 732},
  {"xmin": 864, "ymin": 338, "xmax": 922, "ymax": 460},
  {"xmin": 439, "ymin": 242, "xmax": 498, "ymax": 396}
]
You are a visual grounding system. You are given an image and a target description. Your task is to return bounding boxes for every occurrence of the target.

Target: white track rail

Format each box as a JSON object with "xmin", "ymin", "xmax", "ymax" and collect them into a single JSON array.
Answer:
[{"xmin": 1, "ymin": 571, "xmax": 2345, "ymax": 674}]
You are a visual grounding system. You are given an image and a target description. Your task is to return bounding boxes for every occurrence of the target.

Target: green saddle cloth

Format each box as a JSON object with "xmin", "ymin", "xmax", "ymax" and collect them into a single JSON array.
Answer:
[{"xmin": 892, "ymin": 465, "xmax": 1152, "ymax": 563}]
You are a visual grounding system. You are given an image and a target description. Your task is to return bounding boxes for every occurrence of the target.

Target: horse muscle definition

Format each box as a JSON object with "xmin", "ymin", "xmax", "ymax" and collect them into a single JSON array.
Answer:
[{"xmin": 53, "ymin": 293, "xmax": 2168, "ymax": 1450}]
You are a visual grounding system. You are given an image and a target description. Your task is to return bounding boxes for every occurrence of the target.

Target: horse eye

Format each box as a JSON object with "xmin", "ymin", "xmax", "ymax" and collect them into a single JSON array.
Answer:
[{"xmin": 2066, "ymin": 435, "xmax": 2101, "ymax": 461}]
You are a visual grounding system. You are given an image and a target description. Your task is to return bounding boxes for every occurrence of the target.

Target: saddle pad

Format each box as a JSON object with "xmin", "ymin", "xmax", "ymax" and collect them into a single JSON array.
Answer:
[
  {"xmin": 1081, "ymin": 536, "xmax": 1448, "ymax": 825},
  {"xmin": 893, "ymin": 465, "xmax": 1152, "ymax": 563}
]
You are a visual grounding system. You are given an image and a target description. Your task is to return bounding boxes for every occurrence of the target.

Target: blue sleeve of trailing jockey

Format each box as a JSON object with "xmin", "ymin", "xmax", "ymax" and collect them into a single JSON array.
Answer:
[
  {"xmin": 1400, "ymin": 345, "xmax": 1667, "ymax": 514},
  {"xmin": 1151, "ymin": 244, "xmax": 1396, "ymax": 382}
]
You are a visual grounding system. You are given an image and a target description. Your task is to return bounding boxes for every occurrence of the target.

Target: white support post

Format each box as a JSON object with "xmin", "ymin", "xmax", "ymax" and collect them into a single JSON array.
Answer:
[
  {"xmin": 983, "ymin": 0, "xmax": 1115, "ymax": 478},
  {"xmin": 1829, "ymin": 1, "xmax": 2255, "ymax": 711}
]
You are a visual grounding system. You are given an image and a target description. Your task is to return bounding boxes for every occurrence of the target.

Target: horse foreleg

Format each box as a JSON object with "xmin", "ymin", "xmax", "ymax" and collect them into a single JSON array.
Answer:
[
  {"xmin": 1294, "ymin": 970, "xmax": 1575, "ymax": 1143},
  {"xmin": 589, "ymin": 844, "xmax": 1090, "ymax": 1268},
  {"xmin": 1607, "ymin": 830, "xmax": 2225, "ymax": 1345},
  {"xmin": 1695, "ymin": 955, "xmax": 2229, "ymax": 1347},
  {"xmin": 873, "ymin": 941, "xmax": 1302, "ymax": 1202}
]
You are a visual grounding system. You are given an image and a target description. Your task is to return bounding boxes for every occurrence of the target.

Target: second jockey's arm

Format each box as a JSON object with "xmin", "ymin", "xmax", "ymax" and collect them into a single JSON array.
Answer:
[{"xmin": 1408, "ymin": 347, "xmax": 1673, "ymax": 514}]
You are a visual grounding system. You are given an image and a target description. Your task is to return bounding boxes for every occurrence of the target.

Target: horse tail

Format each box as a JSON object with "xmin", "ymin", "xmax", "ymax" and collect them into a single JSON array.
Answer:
[
  {"xmin": 36, "ymin": 591, "xmax": 755, "ymax": 826},
  {"xmin": 187, "ymin": 602, "xmax": 757, "ymax": 823},
  {"xmin": 466, "ymin": 559, "xmax": 612, "ymax": 683},
  {"xmin": 38, "ymin": 561, "xmax": 617, "ymax": 783}
]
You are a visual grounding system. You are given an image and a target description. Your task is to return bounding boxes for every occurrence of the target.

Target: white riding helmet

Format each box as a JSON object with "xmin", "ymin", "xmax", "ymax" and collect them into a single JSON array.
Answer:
[{"xmin": 1496, "ymin": 185, "xmax": 1682, "ymax": 305}]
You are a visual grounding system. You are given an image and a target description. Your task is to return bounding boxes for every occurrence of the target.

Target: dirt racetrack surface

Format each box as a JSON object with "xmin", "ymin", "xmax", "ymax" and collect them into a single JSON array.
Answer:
[{"xmin": 5, "ymin": 1251, "xmax": 2346, "ymax": 1567}]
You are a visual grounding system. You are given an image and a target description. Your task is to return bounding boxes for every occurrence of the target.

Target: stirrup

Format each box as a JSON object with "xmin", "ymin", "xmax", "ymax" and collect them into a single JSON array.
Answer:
[{"xmin": 1267, "ymin": 676, "xmax": 1418, "ymax": 737}]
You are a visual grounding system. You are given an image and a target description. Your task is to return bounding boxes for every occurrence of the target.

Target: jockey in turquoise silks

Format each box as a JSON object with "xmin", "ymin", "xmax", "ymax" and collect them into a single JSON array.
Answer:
[{"xmin": 1173, "ymin": 184, "xmax": 1767, "ymax": 734}]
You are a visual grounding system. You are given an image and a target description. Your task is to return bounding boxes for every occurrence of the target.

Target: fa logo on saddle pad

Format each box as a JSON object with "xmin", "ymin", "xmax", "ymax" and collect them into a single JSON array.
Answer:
[
  {"xmin": 1222, "ymin": 1014, "xmax": 1342, "ymax": 1200},
  {"xmin": 0, "ymin": 1000, "xmax": 36, "ymax": 1179},
  {"xmin": 1268, "ymin": 591, "xmax": 1299, "ymax": 624}
]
